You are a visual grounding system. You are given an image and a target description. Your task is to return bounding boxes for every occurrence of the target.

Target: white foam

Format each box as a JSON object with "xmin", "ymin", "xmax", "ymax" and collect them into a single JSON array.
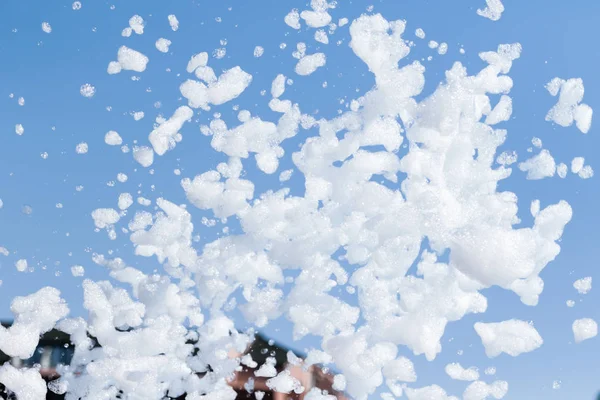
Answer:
[
  {"xmin": 105, "ymin": 130, "xmax": 123, "ymax": 145},
  {"xmin": 445, "ymin": 363, "xmax": 479, "ymax": 381},
  {"xmin": 573, "ymin": 318, "xmax": 598, "ymax": 343},
  {"xmin": 519, "ymin": 150, "xmax": 556, "ymax": 180},
  {"xmin": 463, "ymin": 380, "xmax": 508, "ymax": 400},
  {"xmin": 109, "ymin": 46, "xmax": 149, "ymax": 74},
  {"xmin": 129, "ymin": 15, "xmax": 145, "ymax": 35},
  {"xmin": 149, "ymin": 106, "xmax": 193, "ymax": 156},
  {"xmin": 474, "ymin": 320, "xmax": 543, "ymax": 357},
  {"xmin": 0, "ymin": 364, "xmax": 47, "ymax": 400},
  {"xmin": 573, "ymin": 277, "xmax": 592, "ymax": 294},
  {"xmin": 295, "ymin": 53, "xmax": 326, "ymax": 76},
  {"xmin": 285, "ymin": 9, "xmax": 301, "ymax": 29},
  {"xmin": 156, "ymin": 38, "xmax": 172, "ymax": 53},
  {"xmin": 477, "ymin": 0, "xmax": 505, "ymax": 21},
  {"xmin": 546, "ymin": 78, "xmax": 593, "ymax": 133},
  {"xmin": 168, "ymin": 14, "xmax": 179, "ymax": 31}
]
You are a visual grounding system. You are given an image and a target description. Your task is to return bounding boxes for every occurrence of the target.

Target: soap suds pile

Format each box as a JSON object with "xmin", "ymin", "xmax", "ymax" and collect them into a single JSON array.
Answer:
[{"xmin": 0, "ymin": 1, "xmax": 596, "ymax": 399}]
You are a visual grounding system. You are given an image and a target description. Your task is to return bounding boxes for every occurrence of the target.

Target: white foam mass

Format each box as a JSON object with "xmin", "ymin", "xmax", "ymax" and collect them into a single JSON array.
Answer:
[
  {"xmin": 133, "ymin": 145, "xmax": 154, "ymax": 167},
  {"xmin": 0, "ymin": 287, "xmax": 68, "ymax": 359},
  {"xmin": 80, "ymin": 83, "xmax": 96, "ymax": 98},
  {"xmin": 156, "ymin": 38, "xmax": 172, "ymax": 53},
  {"xmin": 573, "ymin": 318, "xmax": 598, "ymax": 343},
  {"xmin": 405, "ymin": 385, "xmax": 459, "ymax": 400},
  {"xmin": 463, "ymin": 380, "xmax": 508, "ymax": 400},
  {"xmin": 295, "ymin": 53, "xmax": 326, "ymax": 76},
  {"xmin": 129, "ymin": 15, "xmax": 145, "ymax": 35},
  {"xmin": 0, "ymin": 364, "xmax": 47, "ymax": 400},
  {"xmin": 519, "ymin": 149, "xmax": 556, "ymax": 180},
  {"xmin": 76, "ymin": 142, "xmax": 89, "ymax": 154},
  {"xmin": 168, "ymin": 14, "xmax": 179, "ymax": 31},
  {"xmin": 546, "ymin": 78, "xmax": 593, "ymax": 133},
  {"xmin": 477, "ymin": 0, "xmax": 505, "ymax": 21},
  {"xmin": 285, "ymin": 9, "xmax": 301, "ymax": 29},
  {"xmin": 3, "ymin": 6, "xmax": 592, "ymax": 400},
  {"xmin": 180, "ymin": 66, "xmax": 252, "ymax": 109},
  {"xmin": 149, "ymin": 106, "xmax": 194, "ymax": 156},
  {"xmin": 445, "ymin": 363, "xmax": 480, "ymax": 381},
  {"xmin": 109, "ymin": 46, "xmax": 149, "ymax": 74},
  {"xmin": 573, "ymin": 277, "xmax": 592, "ymax": 294},
  {"xmin": 105, "ymin": 130, "xmax": 122, "ymax": 145},
  {"xmin": 474, "ymin": 320, "xmax": 543, "ymax": 357}
]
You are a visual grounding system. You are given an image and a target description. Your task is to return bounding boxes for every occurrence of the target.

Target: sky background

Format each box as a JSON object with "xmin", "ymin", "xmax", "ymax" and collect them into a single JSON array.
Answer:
[{"xmin": 0, "ymin": 0, "xmax": 599, "ymax": 398}]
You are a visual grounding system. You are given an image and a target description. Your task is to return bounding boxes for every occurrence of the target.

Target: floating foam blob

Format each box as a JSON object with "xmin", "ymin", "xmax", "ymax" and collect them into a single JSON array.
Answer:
[
  {"xmin": 42, "ymin": 22, "xmax": 52, "ymax": 33},
  {"xmin": 266, "ymin": 370, "xmax": 303, "ymax": 394},
  {"xmin": 315, "ymin": 29, "xmax": 329, "ymax": 44},
  {"xmin": 271, "ymin": 74, "xmax": 286, "ymax": 98},
  {"xmin": 300, "ymin": 10, "xmax": 331, "ymax": 28},
  {"xmin": 156, "ymin": 38, "xmax": 172, "ymax": 53},
  {"xmin": 445, "ymin": 363, "xmax": 479, "ymax": 381},
  {"xmin": 180, "ymin": 66, "xmax": 252, "ymax": 109},
  {"xmin": 80, "ymin": 83, "xmax": 96, "ymax": 97},
  {"xmin": 71, "ymin": 265, "xmax": 85, "ymax": 277},
  {"xmin": 91, "ymin": 208, "xmax": 120, "ymax": 229},
  {"xmin": 573, "ymin": 318, "xmax": 597, "ymax": 343},
  {"xmin": 463, "ymin": 380, "xmax": 508, "ymax": 400},
  {"xmin": 186, "ymin": 52, "xmax": 208, "ymax": 73},
  {"xmin": 15, "ymin": 124, "xmax": 24, "ymax": 135},
  {"xmin": 254, "ymin": 46, "xmax": 264, "ymax": 57},
  {"xmin": 496, "ymin": 151, "xmax": 517, "ymax": 165},
  {"xmin": 15, "ymin": 259, "xmax": 27, "ymax": 272},
  {"xmin": 0, "ymin": 364, "xmax": 47, "ymax": 400},
  {"xmin": 519, "ymin": 149, "xmax": 556, "ymax": 180},
  {"xmin": 168, "ymin": 14, "xmax": 179, "ymax": 31},
  {"xmin": 284, "ymin": 9, "xmax": 301, "ymax": 29},
  {"xmin": 149, "ymin": 106, "xmax": 193, "ymax": 156},
  {"xmin": 578, "ymin": 165, "xmax": 594, "ymax": 179},
  {"xmin": 279, "ymin": 169, "xmax": 293, "ymax": 182},
  {"xmin": 474, "ymin": 320, "xmax": 543, "ymax": 357},
  {"xmin": 108, "ymin": 46, "xmax": 149, "ymax": 74},
  {"xmin": 133, "ymin": 145, "xmax": 154, "ymax": 167},
  {"xmin": 129, "ymin": 15, "xmax": 145, "ymax": 34},
  {"xmin": 573, "ymin": 277, "xmax": 592, "ymax": 294},
  {"xmin": 0, "ymin": 287, "xmax": 68, "ymax": 359},
  {"xmin": 546, "ymin": 78, "xmax": 593, "ymax": 133},
  {"xmin": 477, "ymin": 0, "xmax": 505, "ymax": 21},
  {"xmin": 295, "ymin": 53, "xmax": 326, "ymax": 75},
  {"xmin": 405, "ymin": 385, "xmax": 458, "ymax": 400},
  {"xmin": 572, "ymin": 157, "xmax": 584, "ymax": 173},
  {"xmin": 118, "ymin": 193, "xmax": 133, "ymax": 210},
  {"xmin": 105, "ymin": 130, "xmax": 122, "ymax": 145},
  {"xmin": 76, "ymin": 142, "xmax": 88, "ymax": 154}
]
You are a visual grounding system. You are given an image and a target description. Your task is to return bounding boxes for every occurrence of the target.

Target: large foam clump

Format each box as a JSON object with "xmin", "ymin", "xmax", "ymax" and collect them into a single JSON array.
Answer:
[
  {"xmin": 474, "ymin": 320, "xmax": 543, "ymax": 357},
  {"xmin": 0, "ymin": 287, "xmax": 69, "ymax": 359},
  {"xmin": 546, "ymin": 77, "xmax": 593, "ymax": 133},
  {"xmin": 1, "ymin": 4, "xmax": 592, "ymax": 400}
]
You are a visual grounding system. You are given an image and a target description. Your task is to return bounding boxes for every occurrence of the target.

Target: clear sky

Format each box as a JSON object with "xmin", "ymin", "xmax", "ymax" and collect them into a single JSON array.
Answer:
[{"xmin": 0, "ymin": 0, "xmax": 599, "ymax": 398}]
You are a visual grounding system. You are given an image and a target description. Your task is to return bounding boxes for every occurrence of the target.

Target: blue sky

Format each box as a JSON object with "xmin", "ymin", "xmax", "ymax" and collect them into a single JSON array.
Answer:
[{"xmin": 1, "ymin": 0, "xmax": 599, "ymax": 398}]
